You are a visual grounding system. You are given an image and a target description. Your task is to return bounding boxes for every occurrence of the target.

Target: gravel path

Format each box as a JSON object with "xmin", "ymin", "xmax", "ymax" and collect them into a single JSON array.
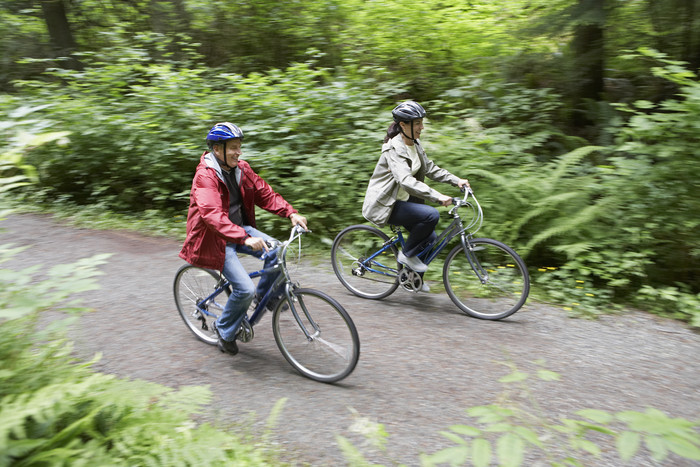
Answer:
[{"xmin": 2, "ymin": 213, "xmax": 699, "ymax": 466}]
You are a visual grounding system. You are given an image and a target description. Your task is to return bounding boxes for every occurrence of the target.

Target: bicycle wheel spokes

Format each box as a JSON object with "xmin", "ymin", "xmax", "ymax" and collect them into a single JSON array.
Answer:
[
  {"xmin": 272, "ymin": 288, "xmax": 360, "ymax": 383},
  {"xmin": 331, "ymin": 225, "xmax": 399, "ymax": 299},
  {"xmin": 173, "ymin": 265, "xmax": 226, "ymax": 345},
  {"xmin": 443, "ymin": 239, "xmax": 529, "ymax": 320}
]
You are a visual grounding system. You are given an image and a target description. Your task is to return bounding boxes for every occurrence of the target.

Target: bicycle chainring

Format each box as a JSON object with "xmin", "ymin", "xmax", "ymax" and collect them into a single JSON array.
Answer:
[
  {"xmin": 236, "ymin": 318, "xmax": 254, "ymax": 343},
  {"xmin": 398, "ymin": 269, "xmax": 423, "ymax": 293}
]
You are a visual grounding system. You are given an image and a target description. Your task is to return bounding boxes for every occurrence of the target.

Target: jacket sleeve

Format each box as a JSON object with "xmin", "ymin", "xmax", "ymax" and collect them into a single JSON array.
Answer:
[
  {"xmin": 248, "ymin": 170, "xmax": 298, "ymax": 217},
  {"xmin": 192, "ymin": 169, "xmax": 249, "ymax": 244}
]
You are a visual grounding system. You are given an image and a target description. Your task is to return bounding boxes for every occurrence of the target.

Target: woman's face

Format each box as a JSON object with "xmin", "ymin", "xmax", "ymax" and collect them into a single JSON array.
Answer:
[{"xmin": 400, "ymin": 118, "xmax": 424, "ymax": 140}]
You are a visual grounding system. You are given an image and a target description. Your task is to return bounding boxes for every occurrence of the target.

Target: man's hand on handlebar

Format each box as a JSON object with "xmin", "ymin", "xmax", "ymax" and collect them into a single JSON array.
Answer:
[
  {"xmin": 289, "ymin": 212, "xmax": 308, "ymax": 231},
  {"xmin": 245, "ymin": 236, "xmax": 269, "ymax": 252}
]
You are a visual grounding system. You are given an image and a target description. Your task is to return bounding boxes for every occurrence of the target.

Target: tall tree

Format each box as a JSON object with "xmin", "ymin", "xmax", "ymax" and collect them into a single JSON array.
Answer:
[
  {"xmin": 569, "ymin": 0, "xmax": 605, "ymax": 130},
  {"xmin": 39, "ymin": 0, "xmax": 81, "ymax": 68}
]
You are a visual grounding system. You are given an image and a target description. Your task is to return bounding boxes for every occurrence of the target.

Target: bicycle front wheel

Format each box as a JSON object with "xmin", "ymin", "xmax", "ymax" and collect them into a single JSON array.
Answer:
[
  {"xmin": 272, "ymin": 288, "xmax": 360, "ymax": 383},
  {"xmin": 443, "ymin": 238, "xmax": 529, "ymax": 320},
  {"xmin": 331, "ymin": 224, "xmax": 400, "ymax": 299},
  {"xmin": 173, "ymin": 265, "xmax": 228, "ymax": 345}
]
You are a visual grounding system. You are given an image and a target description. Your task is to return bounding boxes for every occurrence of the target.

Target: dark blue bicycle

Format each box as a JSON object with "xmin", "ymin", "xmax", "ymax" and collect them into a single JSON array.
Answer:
[
  {"xmin": 331, "ymin": 189, "xmax": 529, "ymax": 320},
  {"xmin": 174, "ymin": 226, "xmax": 360, "ymax": 383}
]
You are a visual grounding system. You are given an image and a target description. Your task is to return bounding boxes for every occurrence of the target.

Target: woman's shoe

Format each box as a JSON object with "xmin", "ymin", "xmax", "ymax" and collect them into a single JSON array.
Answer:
[{"xmin": 397, "ymin": 251, "xmax": 428, "ymax": 272}]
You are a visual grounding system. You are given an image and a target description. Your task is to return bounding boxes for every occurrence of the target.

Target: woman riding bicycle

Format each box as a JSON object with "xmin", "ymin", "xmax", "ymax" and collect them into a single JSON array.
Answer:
[{"xmin": 362, "ymin": 101, "xmax": 470, "ymax": 279}]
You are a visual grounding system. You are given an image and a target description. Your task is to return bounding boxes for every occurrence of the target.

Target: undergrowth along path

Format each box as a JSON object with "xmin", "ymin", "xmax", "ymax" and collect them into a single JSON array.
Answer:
[{"xmin": 2, "ymin": 213, "xmax": 699, "ymax": 466}]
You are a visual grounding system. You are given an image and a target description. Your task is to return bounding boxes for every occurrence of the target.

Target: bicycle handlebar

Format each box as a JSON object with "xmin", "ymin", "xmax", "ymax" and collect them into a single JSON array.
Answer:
[
  {"xmin": 448, "ymin": 187, "xmax": 483, "ymax": 234},
  {"xmin": 451, "ymin": 186, "xmax": 473, "ymax": 206},
  {"xmin": 262, "ymin": 224, "xmax": 311, "ymax": 259}
]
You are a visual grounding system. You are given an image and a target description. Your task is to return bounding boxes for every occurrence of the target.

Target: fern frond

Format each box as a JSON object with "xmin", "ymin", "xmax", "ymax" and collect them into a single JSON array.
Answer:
[
  {"xmin": 549, "ymin": 146, "xmax": 606, "ymax": 182},
  {"xmin": 551, "ymin": 242, "xmax": 596, "ymax": 259},
  {"xmin": 523, "ymin": 198, "xmax": 612, "ymax": 254}
]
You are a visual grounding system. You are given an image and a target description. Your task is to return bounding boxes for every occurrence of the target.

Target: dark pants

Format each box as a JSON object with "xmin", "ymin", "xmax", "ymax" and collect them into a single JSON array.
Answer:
[{"xmin": 389, "ymin": 200, "xmax": 439, "ymax": 257}]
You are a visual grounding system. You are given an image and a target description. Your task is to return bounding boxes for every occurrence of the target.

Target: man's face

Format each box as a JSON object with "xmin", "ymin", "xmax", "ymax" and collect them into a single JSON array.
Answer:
[{"xmin": 214, "ymin": 139, "xmax": 242, "ymax": 168}]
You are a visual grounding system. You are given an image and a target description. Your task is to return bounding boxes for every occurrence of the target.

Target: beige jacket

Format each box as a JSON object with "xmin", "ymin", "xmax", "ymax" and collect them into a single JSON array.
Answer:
[{"xmin": 362, "ymin": 134, "xmax": 460, "ymax": 227}]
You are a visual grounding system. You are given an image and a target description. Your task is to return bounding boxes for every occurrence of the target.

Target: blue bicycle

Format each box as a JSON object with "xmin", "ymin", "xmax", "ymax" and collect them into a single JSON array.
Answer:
[
  {"xmin": 331, "ymin": 189, "xmax": 529, "ymax": 320},
  {"xmin": 174, "ymin": 226, "xmax": 360, "ymax": 383}
]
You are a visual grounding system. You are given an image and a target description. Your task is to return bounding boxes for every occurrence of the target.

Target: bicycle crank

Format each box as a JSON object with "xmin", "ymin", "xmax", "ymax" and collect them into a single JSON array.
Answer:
[
  {"xmin": 236, "ymin": 318, "xmax": 254, "ymax": 343},
  {"xmin": 398, "ymin": 269, "xmax": 423, "ymax": 293}
]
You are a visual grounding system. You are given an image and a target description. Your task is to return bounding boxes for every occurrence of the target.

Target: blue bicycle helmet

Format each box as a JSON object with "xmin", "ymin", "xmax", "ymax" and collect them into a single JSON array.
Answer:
[
  {"xmin": 206, "ymin": 122, "xmax": 244, "ymax": 168},
  {"xmin": 206, "ymin": 122, "xmax": 244, "ymax": 143}
]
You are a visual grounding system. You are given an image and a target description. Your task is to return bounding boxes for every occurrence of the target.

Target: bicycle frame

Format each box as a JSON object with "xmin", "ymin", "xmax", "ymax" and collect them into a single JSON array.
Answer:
[
  {"xmin": 194, "ymin": 226, "xmax": 320, "ymax": 340},
  {"xmin": 360, "ymin": 189, "xmax": 484, "ymax": 279}
]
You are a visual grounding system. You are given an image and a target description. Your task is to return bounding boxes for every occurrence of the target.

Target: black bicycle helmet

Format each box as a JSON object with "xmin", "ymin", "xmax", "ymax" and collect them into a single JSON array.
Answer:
[{"xmin": 392, "ymin": 101, "xmax": 426, "ymax": 123}]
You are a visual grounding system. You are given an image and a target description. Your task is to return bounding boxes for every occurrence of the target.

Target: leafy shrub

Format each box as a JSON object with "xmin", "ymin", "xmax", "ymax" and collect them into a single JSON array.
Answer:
[
  {"xmin": 338, "ymin": 362, "xmax": 700, "ymax": 466},
  {"xmin": 0, "ymin": 244, "xmax": 282, "ymax": 466}
]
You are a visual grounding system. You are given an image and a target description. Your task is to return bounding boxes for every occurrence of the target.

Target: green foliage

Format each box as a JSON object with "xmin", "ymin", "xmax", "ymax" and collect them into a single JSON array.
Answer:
[
  {"xmin": 0, "ymin": 237, "xmax": 283, "ymax": 466},
  {"xmin": 340, "ymin": 361, "xmax": 700, "ymax": 466}
]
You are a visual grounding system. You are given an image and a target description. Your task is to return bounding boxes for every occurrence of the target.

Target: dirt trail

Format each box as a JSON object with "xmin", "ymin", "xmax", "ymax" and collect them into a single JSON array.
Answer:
[{"xmin": 2, "ymin": 213, "xmax": 699, "ymax": 466}]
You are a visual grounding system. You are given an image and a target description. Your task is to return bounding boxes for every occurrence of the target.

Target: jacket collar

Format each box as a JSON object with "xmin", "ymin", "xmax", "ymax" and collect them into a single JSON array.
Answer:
[
  {"xmin": 388, "ymin": 133, "xmax": 424, "ymax": 157},
  {"xmin": 203, "ymin": 151, "xmax": 241, "ymax": 183}
]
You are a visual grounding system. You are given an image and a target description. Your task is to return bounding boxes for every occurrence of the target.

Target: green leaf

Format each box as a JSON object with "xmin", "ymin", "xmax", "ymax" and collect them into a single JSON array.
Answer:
[
  {"xmin": 644, "ymin": 435, "xmax": 669, "ymax": 461},
  {"xmin": 576, "ymin": 409, "xmax": 613, "ymax": 424},
  {"xmin": 666, "ymin": 437, "xmax": 700, "ymax": 461},
  {"xmin": 497, "ymin": 433, "xmax": 524, "ymax": 467},
  {"xmin": 499, "ymin": 371, "xmax": 528, "ymax": 383},
  {"xmin": 617, "ymin": 431, "xmax": 641, "ymax": 461},
  {"xmin": 536, "ymin": 369, "xmax": 561, "ymax": 381},
  {"xmin": 471, "ymin": 439, "xmax": 492, "ymax": 467},
  {"xmin": 421, "ymin": 445, "xmax": 469, "ymax": 466}
]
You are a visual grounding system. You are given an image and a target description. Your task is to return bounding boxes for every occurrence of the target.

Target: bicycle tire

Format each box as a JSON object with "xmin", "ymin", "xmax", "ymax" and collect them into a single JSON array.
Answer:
[
  {"xmin": 443, "ymin": 238, "xmax": 529, "ymax": 320},
  {"xmin": 331, "ymin": 224, "xmax": 400, "ymax": 299},
  {"xmin": 272, "ymin": 288, "xmax": 360, "ymax": 383},
  {"xmin": 173, "ymin": 264, "xmax": 228, "ymax": 345}
]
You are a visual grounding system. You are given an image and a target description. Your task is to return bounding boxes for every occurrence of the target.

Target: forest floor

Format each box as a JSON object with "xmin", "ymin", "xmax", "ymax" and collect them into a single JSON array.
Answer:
[{"xmin": 2, "ymin": 212, "xmax": 699, "ymax": 466}]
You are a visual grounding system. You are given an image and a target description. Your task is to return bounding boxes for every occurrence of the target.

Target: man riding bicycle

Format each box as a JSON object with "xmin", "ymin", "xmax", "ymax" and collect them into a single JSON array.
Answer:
[{"xmin": 179, "ymin": 122, "xmax": 307, "ymax": 355}]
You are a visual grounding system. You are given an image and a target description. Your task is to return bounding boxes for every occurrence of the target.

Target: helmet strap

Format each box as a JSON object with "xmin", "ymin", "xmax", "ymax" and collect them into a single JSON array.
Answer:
[{"xmin": 399, "ymin": 121, "xmax": 417, "ymax": 143}]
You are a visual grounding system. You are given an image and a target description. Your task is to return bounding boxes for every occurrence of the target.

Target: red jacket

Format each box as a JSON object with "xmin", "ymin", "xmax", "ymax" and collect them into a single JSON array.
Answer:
[{"xmin": 179, "ymin": 152, "xmax": 297, "ymax": 270}]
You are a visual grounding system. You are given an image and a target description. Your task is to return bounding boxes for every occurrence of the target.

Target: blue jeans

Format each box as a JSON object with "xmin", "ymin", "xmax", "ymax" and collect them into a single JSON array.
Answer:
[
  {"xmin": 216, "ymin": 226, "xmax": 279, "ymax": 342},
  {"xmin": 389, "ymin": 200, "xmax": 439, "ymax": 257}
]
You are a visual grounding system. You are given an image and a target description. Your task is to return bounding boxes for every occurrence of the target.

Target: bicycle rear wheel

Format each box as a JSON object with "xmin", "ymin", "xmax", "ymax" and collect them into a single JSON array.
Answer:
[
  {"xmin": 331, "ymin": 224, "xmax": 400, "ymax": 299},
  {"xmin": 272, "ymin": 288, "xmax": 360, "ymax": 383},
  {"xmin": 443, "ymin": 238, "xmax": 529, "ymax": 320},
  {"xmin": 173, "ymin": 264, "xmax": 228, "ymax": 345}
]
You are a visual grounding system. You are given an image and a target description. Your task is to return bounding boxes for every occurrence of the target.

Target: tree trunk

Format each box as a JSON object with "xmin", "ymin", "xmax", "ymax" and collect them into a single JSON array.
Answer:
[
  {"xmin": 40, "ymin": 0, "xmax": 81, "ymax": 69},
  {"xmin": 570, "ymin": 0, "xmax": 605, "ymax": 131}
]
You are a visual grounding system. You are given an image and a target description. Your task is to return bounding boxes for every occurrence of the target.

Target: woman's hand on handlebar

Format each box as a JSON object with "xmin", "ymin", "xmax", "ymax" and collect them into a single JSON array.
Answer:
[
  {"xmin": 438, "ymin": 195, "xmax": 453, "ymax": 207},
  {"xmin": 458, "ymin": 178, "xmax": 471, "ymax": 191}
]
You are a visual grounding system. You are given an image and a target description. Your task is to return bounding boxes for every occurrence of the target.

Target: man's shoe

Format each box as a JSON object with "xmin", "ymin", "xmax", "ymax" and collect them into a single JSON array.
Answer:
[
  {"xmin": 213, "ymin": 323, "xmax": 239, "ymax": 355},
  {"xmin": 397, "ymin": 251, "xmax": 428, "ymax": 272}
]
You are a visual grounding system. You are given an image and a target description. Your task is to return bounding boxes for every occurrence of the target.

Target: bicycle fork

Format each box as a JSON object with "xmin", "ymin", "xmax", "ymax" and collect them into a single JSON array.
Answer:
[
  {"xmin": 460, "ymin": 235, "xmax": 489, "ymax": 284},
  {"xmin": 281, "ymin": 283, "xmax": 319, "ymax": 342}
]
